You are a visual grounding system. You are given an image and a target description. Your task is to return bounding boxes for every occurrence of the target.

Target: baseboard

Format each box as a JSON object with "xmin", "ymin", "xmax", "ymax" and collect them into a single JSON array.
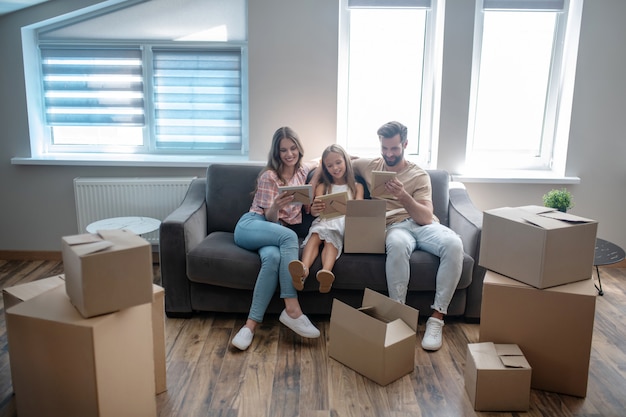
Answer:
[{"xmin": 0, "ymin": 250, "xmax": 62, "ymax": 261}]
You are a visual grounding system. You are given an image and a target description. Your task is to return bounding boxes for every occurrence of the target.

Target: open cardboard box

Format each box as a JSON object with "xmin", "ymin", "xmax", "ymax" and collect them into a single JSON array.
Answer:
[
  {"xmin": 62, "ymin": 229, "xmax": 154, "ymax": 318},
  {"xmin": 329, "ymin": 288, "xmax": 418, "ymax": 386},
  {"xmin": 465, "ymin": 342, "xmax": 532, "ymax": 411},
  {"xmin": 343, "ymin": 200, "xmax": 387, "ymax": 254},
  {"xmin": 479, "ymin": 205, "xmax": 597, "ymax": 288},
  {"xmin": 5, "ymin": 286, "xmax": 157, "ymax": 417},
  {"xmin": 3, "ymin": 276, "xmax": 166, "ymax": 395}
]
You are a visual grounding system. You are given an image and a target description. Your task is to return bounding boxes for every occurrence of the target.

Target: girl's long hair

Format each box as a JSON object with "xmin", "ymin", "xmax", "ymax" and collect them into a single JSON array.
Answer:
[{"xmin": 319, "ymin": 144, "xmax": 358, "ymax": 197}]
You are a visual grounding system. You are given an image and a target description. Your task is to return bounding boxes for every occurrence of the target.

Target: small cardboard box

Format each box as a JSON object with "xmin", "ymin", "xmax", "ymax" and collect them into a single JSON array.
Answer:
[
  {"xmin": 62, "ymin": 229, "xmax": 153, "ymax": 318},
  {"xmin": 344, "ymin": 200, "xmax": 387, "ymax": 254},
  {"xmin": 2, "ymin": 274, "xmax": 65, "ymax": 310},
  {"xmin": 479, "ymin": 270, "xmax": 596, "ymax": 397},
  {"xmin": 465, "ymin": 342, "xmax": 531, "ymax": 411},
  {"xmin": 329, "ymin": 288, "xmax": 418, "ymax": 386},
  {"xmin": 479, "ymin": 205, "xmax": 598, "ymax": 288},
  {"xmin": 5, "ymin": 286, "xmax": 157, "ymax": 417}
]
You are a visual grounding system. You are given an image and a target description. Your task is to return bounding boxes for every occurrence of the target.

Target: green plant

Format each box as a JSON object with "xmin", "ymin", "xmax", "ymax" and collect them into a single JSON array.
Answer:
[{"xmin": 542, "ymin": 188, "xmax": 573, "ymax": 212}]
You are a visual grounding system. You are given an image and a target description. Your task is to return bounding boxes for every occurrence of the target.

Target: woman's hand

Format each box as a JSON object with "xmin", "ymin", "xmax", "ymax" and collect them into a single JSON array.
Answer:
[{"xmin": 265, "ymin": 191, "xmax": 295, "ymax": 222}]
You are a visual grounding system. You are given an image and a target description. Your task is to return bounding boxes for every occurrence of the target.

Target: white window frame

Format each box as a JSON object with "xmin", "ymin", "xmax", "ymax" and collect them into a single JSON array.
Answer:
[
  {"xmin": 464, "ymin": 0, "xmax": 583, "ymax": 175},
  {"xmin": 337, "ymin": 0, "xmax": 444, "ymax": 167},
  {"xmin": 21, "ymin": 0, "xmax": 249, "ymax": 160}
]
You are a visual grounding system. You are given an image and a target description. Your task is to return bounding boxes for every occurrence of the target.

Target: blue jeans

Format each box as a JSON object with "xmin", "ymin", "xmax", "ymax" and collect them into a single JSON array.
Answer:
[
  {"xmin": 234, "ymin": 212, "xmax": 300, "ymax": 323},
  {"xmin": 385, "ymin": 219, "xmax": 464, "ymax": 314}
]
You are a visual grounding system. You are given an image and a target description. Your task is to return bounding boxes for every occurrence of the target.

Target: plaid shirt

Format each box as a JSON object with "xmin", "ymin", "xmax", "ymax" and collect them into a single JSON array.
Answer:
[{"xmin": 250, "ymin": 165, "xmax": 311, "ymax": 225}]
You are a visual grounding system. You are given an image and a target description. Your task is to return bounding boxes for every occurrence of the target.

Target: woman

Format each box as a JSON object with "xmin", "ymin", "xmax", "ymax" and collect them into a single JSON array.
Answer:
[{"xmin": 231, "ymin": 126, "xmax": 320, "ymax": 351}]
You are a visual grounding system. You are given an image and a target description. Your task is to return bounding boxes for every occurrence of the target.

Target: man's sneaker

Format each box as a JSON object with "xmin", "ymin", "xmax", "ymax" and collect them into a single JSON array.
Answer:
[
  {"xmin": 279, "ymin": 310, "xmax": 320, "ymax": 338},
  {"xmin": 421, "ymin": 317, "xmax": 444, "ymax": 351},
  {"xmin": 231, "ymin": 326, "xmax": 254, "ymax": 350}
]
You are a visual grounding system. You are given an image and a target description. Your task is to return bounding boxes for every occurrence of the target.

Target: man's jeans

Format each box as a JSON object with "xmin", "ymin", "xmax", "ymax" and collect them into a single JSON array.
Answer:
[
  {"xmin": 385, "ymin": 219, "xmax": 464, "ymax": 314},
  {"xmin": 234, "ymin": 212, "xmax": 299, "ymax": 322}
]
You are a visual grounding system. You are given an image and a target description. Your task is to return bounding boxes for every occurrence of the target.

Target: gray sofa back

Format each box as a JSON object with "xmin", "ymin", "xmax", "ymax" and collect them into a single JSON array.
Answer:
[{"xmin": 204, "ymin": 164, "xmax": 450, "ymax": 235}]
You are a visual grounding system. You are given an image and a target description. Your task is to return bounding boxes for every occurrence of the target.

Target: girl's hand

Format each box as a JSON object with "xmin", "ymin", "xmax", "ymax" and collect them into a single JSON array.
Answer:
[{"xmin": 310, "ymin": 198, "xmax": 325, "ymax": 217}]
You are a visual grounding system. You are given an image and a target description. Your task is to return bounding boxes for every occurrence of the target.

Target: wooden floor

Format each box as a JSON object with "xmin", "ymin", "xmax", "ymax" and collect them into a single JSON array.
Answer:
[{"xmin": 1, "ymin": 260, "xmax": 626, "ymax": 417}]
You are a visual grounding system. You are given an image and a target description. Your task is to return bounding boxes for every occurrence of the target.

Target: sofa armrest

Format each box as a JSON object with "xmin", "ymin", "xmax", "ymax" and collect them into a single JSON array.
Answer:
[
  {"xmin": 159, "ymin": 178, "xmax": 208, "ymax": 317},
  {"xmin": 448, "ymin": 181, "xmax": 485, "ymax": 320}
]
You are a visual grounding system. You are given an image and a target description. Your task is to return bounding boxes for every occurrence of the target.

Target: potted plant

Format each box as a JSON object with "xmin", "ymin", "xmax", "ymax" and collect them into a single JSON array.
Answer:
[{"xmin": 542, "ymin": 188, "xmax": 573, "ymax": 212}]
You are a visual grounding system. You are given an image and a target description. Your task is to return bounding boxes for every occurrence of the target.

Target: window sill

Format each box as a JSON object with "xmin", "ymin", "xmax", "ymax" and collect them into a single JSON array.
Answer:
[
  {"xmin": 11, "ymin": 154, "xmax": 264, "ymax": 168},
  {"xmin": 452, "ymin": 170, "xmax": 580, "ymax": 185}
]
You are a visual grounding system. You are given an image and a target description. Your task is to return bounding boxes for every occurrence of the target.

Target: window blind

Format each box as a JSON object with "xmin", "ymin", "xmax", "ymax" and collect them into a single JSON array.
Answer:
[
  {"xmin": 348, "ymin": 0, "xmax": 431, "ymax": 8},
  {"xmin": 152, "ymin": 49, "xmax": 242, "ymax": 150},
  {"xmin": 483, "ymin": 0, "xmax": 564, "ymax": 11},
  {"xmin": 40, "ymin": 47, "xmax": 144, "ymax": 126}
]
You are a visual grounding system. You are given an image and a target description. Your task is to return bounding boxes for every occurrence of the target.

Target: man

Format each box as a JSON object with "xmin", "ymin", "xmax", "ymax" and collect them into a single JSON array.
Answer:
[{"xmin": 352, "ymin": 121, "xmax": 464, "ymax": 351}]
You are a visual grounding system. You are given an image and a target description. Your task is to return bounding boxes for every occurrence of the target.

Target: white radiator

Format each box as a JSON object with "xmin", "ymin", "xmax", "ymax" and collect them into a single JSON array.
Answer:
[{"xmin": 74, "ymin": 177, "xmax": 196, "ymax": 245}]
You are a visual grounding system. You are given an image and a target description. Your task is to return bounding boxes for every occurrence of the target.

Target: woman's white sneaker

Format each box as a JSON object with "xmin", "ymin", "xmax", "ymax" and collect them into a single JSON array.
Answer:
[
  {"xmin": 231, "ymin": 326, "xmax": 254, "ymax": 350},
  {"xmin": 279, "ymin": 310, "xmax": 320, "ymax": 338}
]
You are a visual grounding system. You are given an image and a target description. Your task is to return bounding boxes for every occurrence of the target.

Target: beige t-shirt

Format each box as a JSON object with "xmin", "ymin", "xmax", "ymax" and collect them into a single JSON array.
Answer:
[{"xmin": 352, "ymin": 157, "xmax": 436, "ymax": 226}]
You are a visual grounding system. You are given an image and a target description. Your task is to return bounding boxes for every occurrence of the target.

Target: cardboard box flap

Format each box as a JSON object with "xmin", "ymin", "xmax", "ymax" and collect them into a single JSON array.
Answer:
[
  {"xmin": 63, "ymin": 233, "xmax": 104, "ymax": 246},
  {"xmin": 346, "ymin": 199, "xmax": 387, "ymax": 217},
  {"xmin": 538, "ymin": 210, "xmax": 595, "ymax": 223},
  {"xmin": 469, "ymin": 342, "xmax": 504, "ymax": 369},
  {"xmin": 500, "ymin": 356, "xmax": 531, "ymax": 369},
  {"xmin": 494, "ymin": 343, "xmax": 523, "ymax": 356},
  {"xmin": 384, "ymin": 319, "xmax": 417, "ymax": 346},
  {"xmin": 362, "ymin": 288, "xmax": 419, "ymax": 332},
  {"xmin": 332, "ymin": 299, "xmax": 387, "ymax": 342}
]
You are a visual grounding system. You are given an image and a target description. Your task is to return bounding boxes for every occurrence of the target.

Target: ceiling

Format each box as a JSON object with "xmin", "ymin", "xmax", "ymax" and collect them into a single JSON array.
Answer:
[{"xmin": 0, "ymin": 0, "xmax": 51, "ymax": 16}]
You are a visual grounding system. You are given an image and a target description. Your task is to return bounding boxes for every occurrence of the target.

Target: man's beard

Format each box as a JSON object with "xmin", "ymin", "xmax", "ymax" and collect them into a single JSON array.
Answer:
[{"xmin": 383, "ymin": 149, "xmax": 404, "ymax": 167}]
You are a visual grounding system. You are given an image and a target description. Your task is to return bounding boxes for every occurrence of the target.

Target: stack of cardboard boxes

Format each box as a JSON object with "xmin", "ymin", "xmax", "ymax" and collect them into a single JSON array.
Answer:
[
  {"xmin": 465, "ymin": 205, "xmax": 598, "ymax": 411},
  {"xmin": 3, "ymin": 229, "xmax": 166, "ymax": 417}
]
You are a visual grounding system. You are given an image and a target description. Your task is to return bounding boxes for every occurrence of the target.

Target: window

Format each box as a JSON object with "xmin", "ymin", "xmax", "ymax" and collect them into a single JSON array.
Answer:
[
  {"xmin": 23, "ymin": 0, "xmax": 248, "ymax": 159},
  {"xmin": 338, "ymin": 0, "xmax": 441, "ymax": 164},
  {"xmin": 465, "ymin": 0, "xmax": 574, "ymax": 172}
]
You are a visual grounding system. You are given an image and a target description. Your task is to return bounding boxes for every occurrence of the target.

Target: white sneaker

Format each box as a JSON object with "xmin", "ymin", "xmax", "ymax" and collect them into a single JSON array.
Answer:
[
  {"xmin": 279, "ymin": 310, "xmax": 320, "ymax": 338},
  {"xmin": 231, "ymin": 326, "xmax": 254, "ymax": 350},
  {"xmin": 421, "ymin": 317, "xmax": 444, "ymax": 351}
]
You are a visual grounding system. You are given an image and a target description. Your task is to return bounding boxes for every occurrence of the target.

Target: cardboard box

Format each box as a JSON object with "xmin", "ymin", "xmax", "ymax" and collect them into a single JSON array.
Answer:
[
  {"xmin": 465, "ymin": 342, "xmax": 531, "ymax": 411},
  {"xmin": 329, "ymin": 288, "xmax": 418, "ymax": 386},
  {"xmin": 479, "ymin": 270, "xmax": 596, "ymax": 397},
  {"xmin": 344, "ymin": 200, "xmax": 387, "ymax": 254},
  {"xmin": 3, "ymin": 277, "xmax": 165, "ymax": 395},
  {"xmin": 152, "ymin": 284, "xmax": 167, "ymax": 394},
  {"xmin": 2, "ymin": 274, "xmax": 65, "ymax": 310},
  {"xmin": 62, "ymin": 229, "xmax": 154, "ymax": 318},
  {"xmin": 479, "ymin": 205, "xmax": 598, "ymax": 288},
  {"xmin": 5, "ymin": 286, "xmax": 157, "ymax": 417}
]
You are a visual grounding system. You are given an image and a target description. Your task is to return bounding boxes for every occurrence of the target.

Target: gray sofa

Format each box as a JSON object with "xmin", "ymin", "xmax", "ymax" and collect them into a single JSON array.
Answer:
[{"xmin": 159, "ymin": 164, "xmax": 485, "ymax": 320}]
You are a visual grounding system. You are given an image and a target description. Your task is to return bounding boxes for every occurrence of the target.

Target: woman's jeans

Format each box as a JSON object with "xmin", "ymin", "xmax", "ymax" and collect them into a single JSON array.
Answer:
[
  {"xmin": 385, "ymin": 219, "xmax": 464, "ymax": 315},
  {"xmin": 234, "ymin": 212, "xmax": 300, "ymax": 322}
]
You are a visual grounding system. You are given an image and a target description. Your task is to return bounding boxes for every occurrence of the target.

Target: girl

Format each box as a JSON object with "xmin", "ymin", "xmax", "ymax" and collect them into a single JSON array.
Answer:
[
  {"xmin": 231, "ymin": 126, "xmax": 320, "ymax": 351},
  {"xmin": 289, "ymin": 144, "xmax": 364, "ymax": 293}
]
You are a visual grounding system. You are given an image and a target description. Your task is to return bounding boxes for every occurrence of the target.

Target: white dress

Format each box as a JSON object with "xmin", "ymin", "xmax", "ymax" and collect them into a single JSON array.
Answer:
[{"xmin": 302, "ymin": 184, "xmax": 351, "ymax": 259}]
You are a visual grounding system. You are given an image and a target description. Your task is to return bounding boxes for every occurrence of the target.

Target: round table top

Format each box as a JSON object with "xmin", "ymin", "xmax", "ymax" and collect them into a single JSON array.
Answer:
[
  {"xmin": 594, "ymin": 238, "xmax": 625, "ymax": 267},
  {"xmin": 86, "ymin": 216, "xmax": 161, "ymax": 235}
]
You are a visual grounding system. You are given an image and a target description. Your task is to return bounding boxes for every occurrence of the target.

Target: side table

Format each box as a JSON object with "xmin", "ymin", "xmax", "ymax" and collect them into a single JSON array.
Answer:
[
  {"xmin": 593, "ymin": 238, "xmax": 625, "ymax": 296},
  {"xmin": 86, "ymin": 216, "xmax": 161, "ymax": 236}
]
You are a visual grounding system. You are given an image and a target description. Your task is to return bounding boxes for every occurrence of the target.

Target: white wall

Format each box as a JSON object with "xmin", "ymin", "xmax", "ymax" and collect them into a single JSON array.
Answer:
[{"xmin": 1, "ymin": 0, "xmax": 625, "ymax": 254}]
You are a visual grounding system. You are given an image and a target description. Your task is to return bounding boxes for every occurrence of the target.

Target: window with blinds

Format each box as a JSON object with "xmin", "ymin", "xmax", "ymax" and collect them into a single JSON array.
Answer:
[
  {"xmin": 39, "ymin": 44, "xmax": 245, "ymax": 154},
  {"xmin": 153, "ymin": 49, "xmax": 242, "ymax": 151}
]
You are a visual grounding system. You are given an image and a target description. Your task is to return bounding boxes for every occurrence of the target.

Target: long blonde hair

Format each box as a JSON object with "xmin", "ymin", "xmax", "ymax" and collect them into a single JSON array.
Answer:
[{"xmin": 319, "ymin": 144, "xmax": 358, "ymax": 197}]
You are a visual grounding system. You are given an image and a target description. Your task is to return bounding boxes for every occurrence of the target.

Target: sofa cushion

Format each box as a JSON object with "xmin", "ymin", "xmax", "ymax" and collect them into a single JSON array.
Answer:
[{"xmin": 187, "ymin": 232, "xmax": 474, "ymax": 293}]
